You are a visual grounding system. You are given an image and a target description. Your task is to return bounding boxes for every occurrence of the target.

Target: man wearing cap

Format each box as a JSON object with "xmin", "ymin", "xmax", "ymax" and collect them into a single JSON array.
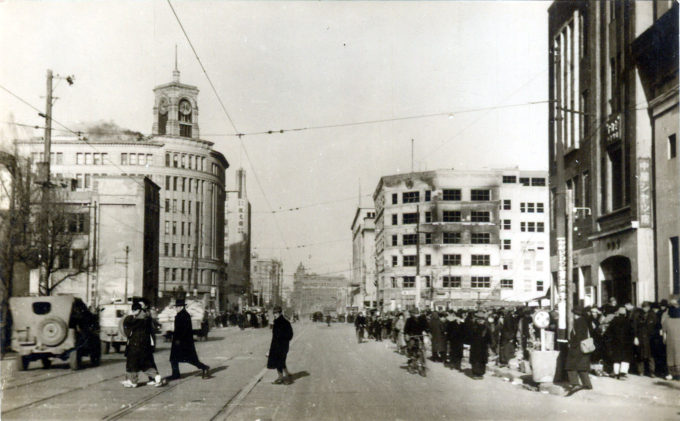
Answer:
[
  {"xmin": 268, "ymin": 306, "xmax": 294, "ymax": 384},
  {"xmin": 565, "ymin": 305, "xmax": 593, "ymax": 396},
  {"xmin": 633, "ymin": 301, "xmax": 657, "ymax": 377},
  {"xmin": 168, "ymin": 299, "xmax": 210, "ymax": 380}
]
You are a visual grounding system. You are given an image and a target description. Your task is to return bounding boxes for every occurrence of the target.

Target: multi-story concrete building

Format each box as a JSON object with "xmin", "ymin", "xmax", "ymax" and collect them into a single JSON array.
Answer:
[
  {"xmin": 224, "ymin": 168, "xmax": 251, "ymax": 311},
  {"xmin": 350, "ymin": 207, "xmax": 376, "ymax": 309},
  {"xmin": 548, "ymin": 0, "xmax": 673, "ymax": 306},
  {"xmin": 632, "ymin": 2, "xmax": 679, "ymax": 299},
  {"xmin": 292, "ymin": 263, "xmax": 348, "ymax": 316},
  {"xmin": 16, "ymin": 66, "xmax": 228, "ymax": 310},
  {"xmin": 251, "ymin": 258, "xmax": 283, "ymax": 307},
  {"xmin": 373, "ymin": 169, "xmax": 550, "ymax": 311}
]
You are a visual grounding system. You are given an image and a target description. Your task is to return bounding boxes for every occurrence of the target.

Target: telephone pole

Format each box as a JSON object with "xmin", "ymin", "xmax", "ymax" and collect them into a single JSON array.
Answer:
[
  {"xmin": 115, "ymin": 246, "xmax": 130, "ymax": 302},
  {"xmin": 38, "ymin": 70, "xmax": 53, "ymax": 296}
]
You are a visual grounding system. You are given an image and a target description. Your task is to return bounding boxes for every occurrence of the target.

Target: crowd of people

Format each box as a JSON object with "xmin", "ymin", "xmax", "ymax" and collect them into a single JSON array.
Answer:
[{"xmin": 352, "ymin": 295, "xmax": 680, "ymax": 391}]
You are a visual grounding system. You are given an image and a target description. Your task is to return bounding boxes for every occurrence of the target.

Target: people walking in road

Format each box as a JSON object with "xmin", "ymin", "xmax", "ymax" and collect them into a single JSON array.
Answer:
[
  {"xmin": 122, "ymin": 300, "xmax": 163, "ymax": 388},
  {"xmin": 565, "ymin": 305, "xmax": 593, "ymax": 396},
  {"xmin": 268, "ymin": 305, "xmax": 294, "ymax": 384},
  {"xmin": 469, "ymin": 311, "xmax": 491, "ymax": 379},
  {"xmin": 168, "ymin": 299, "xmax": 210, "ymax": 380}
]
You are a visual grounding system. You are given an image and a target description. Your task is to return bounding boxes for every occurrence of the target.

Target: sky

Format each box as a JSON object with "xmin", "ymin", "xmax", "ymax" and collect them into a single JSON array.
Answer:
[{"xmin": 0, "ymin": 0, "xmax": 550, "ymax": 286}]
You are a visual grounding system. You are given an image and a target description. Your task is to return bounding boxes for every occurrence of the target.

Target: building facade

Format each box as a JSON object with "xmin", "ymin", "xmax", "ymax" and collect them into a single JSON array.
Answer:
[
  {"xmin": 224, "ymin": 168, "xmax": 251, "ymax": 311},
  {"xmin": 16, "ymin": 68, "xmax": 228, "ymax": 310},
  {"xmin": 350, "ymin": 207, "xmax": 376, "ymax": 309},
  {"xmin": 251, "ymin": 258, "xmax": 283, "ymax": 307},
  {"xmin": 373, "ymin": 169, "xmax": 550, "ymax": 311},
  {"xmin": 548, "ymin": 0, "xmax": 674, "ymax": 307},
  {"xmin": 292, "ymin": 263, "xmax": 348, "ymax": 316}
]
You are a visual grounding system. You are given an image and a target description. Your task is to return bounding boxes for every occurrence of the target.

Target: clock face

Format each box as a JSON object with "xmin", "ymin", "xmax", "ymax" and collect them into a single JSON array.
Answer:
[
  {"xmin": 159, "ymin": 98, "xmax": 169, "ymax": 115},
  {"xmin": 179, "ymin": 100, "xmax": 192, "ymax": 115}
]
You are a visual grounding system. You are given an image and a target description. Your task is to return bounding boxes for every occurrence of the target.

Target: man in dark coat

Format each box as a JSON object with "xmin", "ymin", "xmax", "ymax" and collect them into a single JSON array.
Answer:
[
  {"xmin": 444, "ymin": 311, "xmax": 465, "ymax": 371},
  {"xmin": 354, "ymin": 312, "xmax": 367, "ymax": 343},
  {"xmin": 633, "ymin": 302, "xmax": 657, "ymax": 376},
  {"xmin": 469, "ymin": 311, "xmax": 491, "ymax": 379},
  {"xmin": 606, "ymin": 306, "xmax": 634, "ymax": 379},
  {"xmin": 428, "ymin": 312, "xmax": 446, "ymax": 362},
  {"xmin": 268, "ymin": 306, "xmax": 294, "ymax": 384},
  {"xmin": 498, "ymin": 310, "xmax": 517, "ymax": 367},
  {"xmin": 565, "ymin": 306, "xmax": 593, "ymax": 395},
  {"xmin": 122, "ymin": 301, "xmax": 163, "ymax": 388},
  {"xmin": 168, "ymin": 299, "xmax": 209, "ymax": 380}
]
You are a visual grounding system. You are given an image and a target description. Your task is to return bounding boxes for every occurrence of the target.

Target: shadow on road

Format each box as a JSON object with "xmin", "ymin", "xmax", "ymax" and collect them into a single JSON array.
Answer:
[
  {"xmin": 203, "ymin": 336, "xmax": 225, "ymax": 342},
  {"xmin": 289, "ymin": 371, "xmax": 310, "ymax": 381},
  {"xmin": 653, "ymin": 380, "xmax": 680, "ymax": 390}
]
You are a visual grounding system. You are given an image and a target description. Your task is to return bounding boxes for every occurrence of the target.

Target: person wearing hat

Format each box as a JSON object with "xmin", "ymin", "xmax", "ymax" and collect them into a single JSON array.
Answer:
[
  {"xmin": 168, "ymin": 299, "xmax": 210, "ymax": 380},
  {"xmin": 468, "ymin": 311, "xmax": 491, "ymax": 379},
  {"xmin": 607, "ymin": 306, "xmax": 634, "ymax": 380},
  {"xmin": 268, "ymin": 305, "xmax": 294, "ymax": 384},
  {"xmin": 121, "ymin": 300, "xmax": 163, "ymax": 388},
  {"xmin": 633, "ymin": 301, "xmax": 657, "ymax": 377},
  {"xmin": 565, "ymin": 305, "xmax": 593, "ymax": 396}
]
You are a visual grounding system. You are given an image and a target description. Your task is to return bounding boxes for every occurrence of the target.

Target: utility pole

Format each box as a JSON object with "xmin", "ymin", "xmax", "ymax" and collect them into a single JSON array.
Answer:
[
  {"xmin": 415, "ymin": 204, "xmax": 421, "ymax": 309},
  {"xmin": 115, "ymin": 246, "xmax": 130, "ymax": 302},
  {"xmin": 38, "ymin": 70, "xmax": 53, "ymax": 296},
  {"xmin": 566, "ymin": 188, "xmax": 574, "ymax": 336}
]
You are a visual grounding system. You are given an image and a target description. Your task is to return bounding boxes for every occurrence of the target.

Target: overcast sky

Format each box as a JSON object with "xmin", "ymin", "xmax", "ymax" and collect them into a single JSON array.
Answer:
[{"xmin": 0, "ymin": 1, "xmax": 550, "ymax": 284}]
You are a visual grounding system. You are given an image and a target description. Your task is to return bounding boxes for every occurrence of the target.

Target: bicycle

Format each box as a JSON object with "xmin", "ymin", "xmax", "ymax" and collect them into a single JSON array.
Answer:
[
  {"xmin": 406, "ymin": 334, "xmax": 427, "ymax": 377},
  {"xmin": 356, "ymin": 326, "xmax": 365, "ymax": 343}
]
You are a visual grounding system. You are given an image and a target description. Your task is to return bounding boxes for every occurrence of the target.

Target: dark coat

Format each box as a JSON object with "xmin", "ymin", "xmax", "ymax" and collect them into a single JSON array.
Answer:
[
  {"xmin": 445, "ymin": 319, "xmax": 465, "ymax": 359},
  {"xmin": 428, "ymin": 317, "xmax": 446, "ymax": 354},
  {"xmin": 469, "ymin": 322, "xmax": 491, "ymax": 365},
  {"xmin": 633, "ymin": 310, "xmax": 657, "ymax": 360},
  {"xmin": 606, "ymin": 315, "xmax": 634, "ymax": 363},
  {"xmin": 565, "ymin": 316, "xmax": 591, "ymax": 371},
  {"xmin": 267, "ymin": 315, "xmax": 293, "ymax": 370},
  {"xmin": 404, "ymin": 316, "xmax": 422, "ymax": 336},
  {"xmin": 170, "ymin": 309, "xmax": 200, "ymax": 363},
  {"xmin": 123, "ymin": 314, "xmax": 157, "ymax": 373}
]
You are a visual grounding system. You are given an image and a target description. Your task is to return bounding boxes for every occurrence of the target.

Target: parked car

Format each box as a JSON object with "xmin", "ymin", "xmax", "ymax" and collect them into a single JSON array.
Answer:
[
  {"xmin": 98, "ymin": 301, "xmax": 130, "ymax": 354},
  {"xmin": 9, "ymin": 295, "xmax": 101, "ymax": 370}
]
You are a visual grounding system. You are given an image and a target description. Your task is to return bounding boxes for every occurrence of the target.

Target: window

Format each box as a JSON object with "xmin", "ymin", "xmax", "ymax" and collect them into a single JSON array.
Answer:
[
  {"xmin": 392, "ymin": 193, "xmax": 398, "ymax": 204},
  {"xmin": 442, "ymin": 211, "xmax": 461, "ymax": 222},
  {"xmin": 425, "ymin": 190, "xmax": 431, "ymax": 202},
  {"xmin": 503, "ymin": 220, "xmax": 511, "ymax": 230},
  {"xmin": 403, "ymin": 255, "xmax": 417, "ymax": 266},
  {"xmin": 172, "ymin": 221, "xmax": 177, "ymax": 235},
  {"xmin": 188, "ymin": 202, "xmax": 192, "ymax": 215},
  {"xmin": 470, "ymin": 211, "xmax": 490, "ymax": 222},
  {"xmin": 503, "ymin": 175, "xmax": 516, "ymax": 184},
  {"xmin": 528, "ymin": 222, "xmax": 536, "ymax": 232},
  {"xmin": 173, "ymin": 154, "xmax": 179, "ymax": 168},
  {"xmin": 172, "ymin": 268, "xmax": 177, "ymax": 281},
  {"xmin": 138, "ymin": 154, "xmax": 146, "ymax": 166},
  {"xmin": 403, "ymin": 276, "xmax": 415, "ymax": 288},
  {"xmin": 392, "ymin": 214, "xmax": 398, "ymax": 225},
  {"xmin": 471, "ymin": 233, "xmax": 490, "ymax": 244},
  {"xmin": 182, "ymin": 177, "xmax": 186, "ymax": 192},
  {"xmin": 520, "ymin": 202, "xmax": 526, "ymax": 213},
  {"xmin": 164, "ymin": 221, "xmax": 170, "ymax": 235},
  {"xmin": 392, "ymin": 256, "xmax": 398, "ymax": 267},
  {"xmin": 425, "ymin": 254, "xmax": 431, "ymax": 266},
  {"xmin": 424, "ymin": 276, "xmax": 431, "ymax": 288},
  {"xmin": 501, "ymin": 279, "xmax": 514, "ymax": 289},
  {"xmin": 671, "ymin": 236, "xmax": 680, "ymax": 294},
  {"xmin": 179, "ymin": 99, "xmax": 192, "ymax": 137},
  {"xmin": 443, "ymin": 254, "xmax": 461, "ymax": 266},
  {"xmin": 146, "ymin": 154, "xmax": 152, "ymax": 166},
  {"xmin": 181, "ymin": 222, "xmax": 185, "ymax": 236},
  {"xmin": 180, "ymin": 245, "xmax": 184, "ymax": 257},
  {"xmin": 537, "ymin": 241, "xmax": 545, "ymax": 250},
  {"xmin": 164, "ymin": 268, "xmax": 170, "ymax": 282},
  {"xmin": 164, "ymin": 243, "xmax": 169, "ymax": 256},
  {"xmin": 443, "ymin": 232, "xmax": 461, "ymax": 244},
  {"xmin": 524, "ymin": 259, "xmax": 532, "ymax": 270},
  {"xmin": 392, "ymin": 235, "xmax": 398, "ymax": 246},
  {"xmin": 173, "ymin": 176, "xmax": 178, "ymax": 191},
  {"xmin": 172, "ymin": 199, "xmax": 177, "ymax": 213},
  {"xmin": 537, "ymin": 203, "xmax": 544, "ymax": 213},
  {"xmin": 171, "ymin": 244, "xmax": 176, "ymax": 257},
  {"xmin": 165, "ymin": 153, "xmax": 171, "ymax": 167},
  {"xmin": 519, "ymin": 177, "xmax": 530, "ymax": 186},
  {"xmin": 424, "ymin": 233, "xmax": 432, "ymax": 244},
  {"xmin": 520, "ymin": 222, "xmax": 526, "ymax": 232},
  {"xmin": 403, "ymin": 191, "xmax": 419, "ymax": 203},
  {"xmin": 502, "ymin": 260, "xmax": 513, "ymax": 270},
  {"xmin": 537, "ymin": 222, "xmax": 545, "ymax": 232},
  {"xmin": 503, "ymin": 200, "xmax": 511, "ymax": 210},
  {"xmin": 165, "ymin": 176, "xmax": 171, "ymax": 190},
  {"xmin": 188, "ymin": 178, "xmax": 192, "ymax": 193},
  {"xmin": 442, "ymin": 189, "xmax": 461, "ymax": 201},
  {"xmin": 471, "ymin": 276, "xmax": 491, "ymax": 288},
  {"xmin": 129, "ymin": 153, "xmax": 137, "ymax": 165},
  {"xmin": 165, "ymin": 199, "xmax": 170, "ymax": 213},
  {"xmin": 503, "ymin": 239, "xmax": 511, "ymax": 250},
  {"xmin": 524, "ymin": 280, "xmax": 533, "ymax": 292},
  {"xmin": 670, "ymin": 134, "xmax": 677, "ymax": 159},
  {"xmin": 425, "ymin": 212, "xmax": 432, "ymax": 223},
  {"xmin": 85, "ymin": 153, "xmax": 92, "ymax": 165},
  {"xmin": 442, "ymin": 276, "xmax": 461, "ymax": 288},
  {"xmin": 181, "ymin": 154, "xmax": 186, "ymax": 168},
  {"xmin": 536, "ymin": 280, "xmax": 544, "ymax": 292},
  {"xmin": 84, "ymin": 174, "xmax": 91, "ymax": 188},
  {"xmin": 531, "ymin": 178, "xmax": 546, "ymax": 186},
  {"xmin": 391, "ymin": 277, "xmax": 397, "ymax": 288},
  {"xmin": 403, "ymin": 234, "xmax": 417, "ymax": 245},
  {"xmin": 77, "ymin": 153, "xmax": 84, "ymax": 165},
  {"xmin": 471, "ymin": 254, "xmax": 490, "ymax": 266},
  {"xmin": 471, "ymin": 189, "xmax": 490, "ymax": 201},
  {"xmin": 402, "ymin": 213, "xmax": 418, "ymax": 224},
  {"xmin": 527, "ymin": 203, "xmax": 535, "ymax": 213}
]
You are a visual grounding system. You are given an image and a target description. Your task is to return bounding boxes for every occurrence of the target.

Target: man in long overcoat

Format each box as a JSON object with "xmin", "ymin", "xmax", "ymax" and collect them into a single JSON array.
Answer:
[
  {"xmin": 168, "ymin": 299, "xmax": 209, "ymax": 380},
  {"xmin": 566, "ymin": 306, "xmax": 593, "ymax": 395},
  {"xmin": 444, "ymin": 311, "xmax": 465, "ymax": 371},
  {"xmin": 428, "ymin": 312, "xmax": 446, "ymax": 362},
  {"xmin": 268, "ymin": 306, "xmax": 294, "ymax": 384},
  {"xmin": 498, "ymin": 310, "xmax": 517, "ymax": 367},
  {"xmin": 607, "ymin": 306, "xmax": 634, "ymax": 378},
  {"xmin": 122, "ymin": 301, "xmax": 163, "ymax": 388},
  {"xmin": 633, "ymin": 302, "xmax": 657, "ymax": 376},
  {"xmin": 469, "ymin": 311, "xmax": 491, "ymax": 379}
]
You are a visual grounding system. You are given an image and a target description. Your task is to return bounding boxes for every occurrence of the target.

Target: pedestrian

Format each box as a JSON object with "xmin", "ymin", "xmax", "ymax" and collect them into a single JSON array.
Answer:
[
  {"xmin": 653, "ymin": 300, "xmax": 669, "ymax": 378},
  {"xmin": 661, "ymin": 297, "xmax": 680, "ymax": 380},
  {"xmin": 428, "ymin": 312, "xmax": 446, "ymax": 362},
  {"xmin": 354, "ymin": 311, "xmax": 367, "ymax": 343},
  {"xmin": 469, "ymin": 311, "xmax": 491, "ymax": 379},
  {"xmin": 122, "ymin": 300, "xmax": 163, "ymax": 388},
  {"xmin": 445, "ymin": 311, "xmax": 464, "ymax": 371},
  {"xmin": 633, "ymin": 301, "xmax": 657, "ymax": 376},
  {"xmin": 498, "ymin": 310, "xmax": 517, "ymax": 367},
  {"xmin": 565, "ymin": 305, "xmax": 593, "ymax": 396},
  {"xmin": 607, "ymin": 306, "xmax": 634, "ymax": 379},
  {"xmin": 268, "ymin": 305, "xmax": 294, "ymax": 384},
  {"xmin": 395, "ymin": 312, "xmax": 407, "ymax": 353},
  {"xmin": 168, "ymin": 299, "xmax": 210, "ymax": 380}
]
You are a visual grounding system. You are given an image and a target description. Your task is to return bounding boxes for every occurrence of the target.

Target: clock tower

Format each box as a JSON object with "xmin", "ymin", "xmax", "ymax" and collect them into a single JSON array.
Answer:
[{"xmin": 152, "ymin": 59, "xmax": 200, "ymax": 139}]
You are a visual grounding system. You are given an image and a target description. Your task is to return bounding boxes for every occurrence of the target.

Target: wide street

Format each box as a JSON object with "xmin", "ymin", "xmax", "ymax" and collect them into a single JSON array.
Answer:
[{"xmin": 1, "ymin": 321, "xmax": 679, "ymax": 421}]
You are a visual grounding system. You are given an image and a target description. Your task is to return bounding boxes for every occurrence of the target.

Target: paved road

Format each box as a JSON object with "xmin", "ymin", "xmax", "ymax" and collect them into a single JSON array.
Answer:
[{"xmin": 2, "ymin": 322, "xmax": 679, "ymax": 420}]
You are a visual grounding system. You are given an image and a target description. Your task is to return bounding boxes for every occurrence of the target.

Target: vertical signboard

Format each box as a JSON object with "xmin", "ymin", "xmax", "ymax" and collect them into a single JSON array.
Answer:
[
  {"xmin": 638, "ymin": 158, "xmax": 652, "ymax": 227},
  {"xmin": 556, "ymin": 237, "xmax": 567, "ymax": 338}
]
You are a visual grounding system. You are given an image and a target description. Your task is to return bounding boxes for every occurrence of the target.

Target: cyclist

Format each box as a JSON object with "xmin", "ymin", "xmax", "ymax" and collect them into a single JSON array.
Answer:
[
  {"xmin": 354, "ymin": 311, "xmax": 367, "ymax": 343},
  {"xmin": 403, "ymin": 309, "xmax": 428, "ymax": 373}
]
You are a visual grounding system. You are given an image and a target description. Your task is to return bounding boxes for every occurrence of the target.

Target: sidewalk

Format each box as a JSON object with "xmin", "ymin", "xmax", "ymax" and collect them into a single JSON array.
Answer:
[
  {"xmin": 489, "ymin": 362, "xmax": 680, "ymax": 407},
  {"xmin": 0, "ymin": 352, "xmax": 20, "ymax": 382}
]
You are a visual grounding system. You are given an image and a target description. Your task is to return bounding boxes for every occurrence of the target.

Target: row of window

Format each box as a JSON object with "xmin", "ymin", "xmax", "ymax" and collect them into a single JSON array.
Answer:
[
  {"xmin": 391, "ymin": 210, "xmax": 491, "ymax": 225},
  {"xmin": 56, "ymin": 248, "xmax": 87, "ymax": 270},
  {"xmin": 391, "ymin": 254, "xmax": 490, "ymax": 267},
  {"xmin": 392, "ymin": 189, "xmax": 490, "ymax": 205},
  {"xmin": 162, "ymin": 267, "xmax": 218, "ymax": 286},
  {"xmin": 120, "ymin": 153, "xmax": 153, "ymax": 166},
  {"xmin": 391, "ymin": 232, "xmax": 492, "ymax": 246},
  {"xmin": 519, "ymin": 202, "xmax": 545, "ymax": 213},
  {"xmin": 164, "ymin": 220, "xmax": 194, "ymax": 236},
  {"xmin": 163, "ymin": 242, "xmax": 201, "ymax": 258},
  {"xmin": 32, "ymin": 152, "xmax": 64, "ymax": 165},
  {"xmin": 520, "ymin": 222, "xmax": 546, "ymax": 233},
  {"xmin": 388, "ymin": 276, "xmax": 544, "ymax": 290},
  {"xmin": 165, "ymin": 176, "xmax": 208, "ymax": 194},
  {"xmin": 165, "ymin": 152, "xmax": 207, "ymax": 172},
  {"xmin": 500, "ymin": 279, "xmax": 545, "ymax": 291},
  {"xmin": 164, "ymin": 198, "xmax": 200, "ymax": 215},
  {"xmin": 502, "ymin": 176, "xmax": 546, "ymax": 186}
]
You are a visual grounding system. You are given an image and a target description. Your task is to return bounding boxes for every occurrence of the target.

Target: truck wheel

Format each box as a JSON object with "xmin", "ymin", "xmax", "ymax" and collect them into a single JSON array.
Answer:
[
  {"xmin": 112, "ymin": 343, "xmax": 121, "ymax": 353},
  {"xmin": 41, "ymin": 357, "xmax": 52, "ymax": 369},
  {"xmin": 68, "ymin": 350, "xmax": 81, "ymax": 370},
  {"xmin": 101, "ymin": 341, "xmax": 110, "ymax": 355},
  {"xmin": 37, "ymin": 317, "xmax": 68, "ymax": 346}
]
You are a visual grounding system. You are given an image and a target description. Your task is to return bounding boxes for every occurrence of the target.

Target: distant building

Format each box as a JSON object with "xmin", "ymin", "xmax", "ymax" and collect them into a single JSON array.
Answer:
[
  {"xmin": 292, "ymin": 263, "xmax": 348, "ymax": 316},
  {"xmin": 224, "ymin": 168, "xmax": 251, "ymax": 311},
  {"xmin": 373, "ymin": 169, "xmax": 550, "ymax": 310},
  {"xmin": 350, "ymin": 207, "xmax": 376, "ymax": 309},
  {"xmin": 251, "ymin": 258, "xmax": 283, "ymax": 307}
]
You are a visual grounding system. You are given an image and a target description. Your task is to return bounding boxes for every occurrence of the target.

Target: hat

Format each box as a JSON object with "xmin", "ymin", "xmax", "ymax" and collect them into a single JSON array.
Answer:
[
  {"xmin": 572, "ymin": 305, "xmax": 587, "ymax": 316},
  {"xmin": 131, "ymin": 301, "xmax": 143, "ymax": 311},
  {"xmin": 475, "ymin": 311, "xmax": 487, "ymax": 319},
  {"xmin": 660, "ymin": 299, "xmax": 669, "ymax": 307},
  {"xmin": 175, "ymin": 299, "xmax": 186, "ymax": 307},
  {"xmin": 273, "ymin": 305, "xmax": 283, "ymax": 313}
]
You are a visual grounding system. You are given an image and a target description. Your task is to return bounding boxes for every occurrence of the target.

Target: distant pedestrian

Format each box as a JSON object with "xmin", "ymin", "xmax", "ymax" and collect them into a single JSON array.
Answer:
[
  {"xmin": 428, "ymin": 312, "xmax": 446, "ymax": 362},
  {"xmin": 469, "ymin": 311, "xmax": 491, "ymax": 379},
  {"xmin": 444, "ymin": 311, "xmax": 464, "ymax": 371},
  {"xmin": 268, "ymin": 305, "xmax": 294, "ymax": 384},
  {"xmin": 355, "ymin": 312, "xmax": 367, "ymax": 343},
  {"xmin": 565, "ymin": 305, "xmax": 593, "ymax": 396},
  {"xmin": 122, "ymin": 300, "xmax": 163, "ymax": 388},
  {"xmin": 662, "ymin": 297, "xmax": 680, "ymax": 380},
  {"xmin": 168, "ymin": 299, "xmax": 210, "ymax": 380}
]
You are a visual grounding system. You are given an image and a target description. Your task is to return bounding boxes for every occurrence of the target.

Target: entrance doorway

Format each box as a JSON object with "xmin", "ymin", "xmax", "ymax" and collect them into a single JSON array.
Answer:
[{"xmin": 600, "ymin": 256, "xmax": 633, "ymax": 305}]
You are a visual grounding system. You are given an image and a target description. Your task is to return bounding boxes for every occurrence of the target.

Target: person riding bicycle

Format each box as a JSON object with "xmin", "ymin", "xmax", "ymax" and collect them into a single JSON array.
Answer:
[
  {"xmin": 403, "ymin": 309, "xmax": 428, "ymax": 366},
  {"xmin": 354, "ymin": 312, "xmax": 367, "ymax": 343}
]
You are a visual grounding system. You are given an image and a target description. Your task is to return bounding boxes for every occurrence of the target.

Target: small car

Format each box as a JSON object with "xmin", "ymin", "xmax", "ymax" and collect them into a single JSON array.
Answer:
[
  {"xmin": 98, "ymin": 301, "xmax": 131, "ymax": 354},
  {"xmin": 10, "ymin": 295, "xmax": 101, "ymax": 370}
]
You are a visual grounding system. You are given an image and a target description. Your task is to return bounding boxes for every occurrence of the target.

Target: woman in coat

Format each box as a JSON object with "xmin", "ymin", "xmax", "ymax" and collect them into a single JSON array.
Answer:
[
  {"xmin": 662, "ymin": 298, "xmax": 680, "ymax": 380},
  {"xmin": 268, "ymin": 306, "xmax": 294, "ymax": 384},
  {"xmin": 565, "ymin": 306, "xmax": 593, "ymax": 395},
  {"xmin": 428, "ymin": 312, "xmax": 446, "ymax": 362},
  {"xmin": 469, "ymin": 312, "xmax": 491, "ymax": 379},
  {"xmin": 606, "ymin": 307, "xmax": 634, "ymax": 379},
  {"xmin": 122, "ymin": 301, "xmax": 162, "ymax": 388}
]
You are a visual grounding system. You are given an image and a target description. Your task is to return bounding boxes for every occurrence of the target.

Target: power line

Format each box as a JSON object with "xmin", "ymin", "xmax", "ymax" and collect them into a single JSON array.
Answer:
[{"xmin": 253, "ymin": 194, "xmax": 373, "ymax": 214}]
